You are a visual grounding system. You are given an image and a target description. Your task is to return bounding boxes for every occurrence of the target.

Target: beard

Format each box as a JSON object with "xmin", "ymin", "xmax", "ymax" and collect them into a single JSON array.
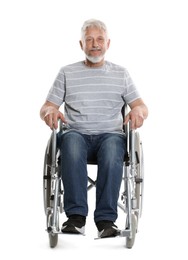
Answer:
[{"xmin": 85, "ymin": 54, "xmax": 104, "ymax": 64}]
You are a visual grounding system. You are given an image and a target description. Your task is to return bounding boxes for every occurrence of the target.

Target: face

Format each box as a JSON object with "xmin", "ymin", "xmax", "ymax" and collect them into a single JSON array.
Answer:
[{"xmin": 80, "ymin": 26, "xmax": 110, "ymax": 67}]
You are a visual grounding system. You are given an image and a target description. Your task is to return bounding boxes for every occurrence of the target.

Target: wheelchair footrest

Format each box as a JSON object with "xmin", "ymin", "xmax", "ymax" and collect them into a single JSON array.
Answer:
[
  {"xmin": 94, "ymin": 229, "xmax": 131, "ymax": 240},
  {"xmin": 46, "ymin": 228, "xmax": 85, "ymax": 236},
  {"xmin": 46, "ymin": 227, "xmax": 131, "ymax": 238}
]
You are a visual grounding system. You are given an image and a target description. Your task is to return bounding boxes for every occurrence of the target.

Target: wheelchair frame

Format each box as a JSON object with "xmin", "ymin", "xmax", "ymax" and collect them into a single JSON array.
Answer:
[{"xmin": 43, "ymin": 121, "xmax": 144, "ymax": 249}]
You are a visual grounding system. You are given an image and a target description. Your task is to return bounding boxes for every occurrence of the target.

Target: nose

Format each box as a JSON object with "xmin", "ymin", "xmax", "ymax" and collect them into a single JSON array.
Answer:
[{"xmin": 92, "ymin": 39, "xmax": 99, "ymax": 48}]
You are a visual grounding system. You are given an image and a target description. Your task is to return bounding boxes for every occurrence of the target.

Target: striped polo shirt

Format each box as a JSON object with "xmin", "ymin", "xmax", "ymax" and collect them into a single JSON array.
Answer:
[{"xmin": 46, "ymin": 61, "xmax": 140, "ymax": 134}]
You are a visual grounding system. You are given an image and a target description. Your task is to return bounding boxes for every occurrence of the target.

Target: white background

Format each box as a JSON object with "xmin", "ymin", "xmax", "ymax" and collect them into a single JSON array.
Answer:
[{"xmin": 0, "ymin": 0, "xmax": 188, "ymax": 259}]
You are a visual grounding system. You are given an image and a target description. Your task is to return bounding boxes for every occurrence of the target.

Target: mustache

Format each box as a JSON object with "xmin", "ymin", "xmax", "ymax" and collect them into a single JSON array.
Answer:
[{"xmin": 90, "ymin": 47, "xmax": 101, "ymax": 51}]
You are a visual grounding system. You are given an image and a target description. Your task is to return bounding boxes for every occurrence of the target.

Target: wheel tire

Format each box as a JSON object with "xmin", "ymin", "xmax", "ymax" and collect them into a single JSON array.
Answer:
[
  {"xmin": 126, "ymin": 214, "xmax": 137, "ymax": 249},
  {"xmin": 47, "ymin": 211, "xmax": 58, "ymax": 248},
  {"xmin": 43, "ymin": 137, "xmax": 53, "ymax": 214},
  {"xmin": 49, "ymin": 233, "xmax": 58, "ymax": 248},
  {"xmin": 135, "ymin": 132, "xmax": 144, "ymax": 219}
]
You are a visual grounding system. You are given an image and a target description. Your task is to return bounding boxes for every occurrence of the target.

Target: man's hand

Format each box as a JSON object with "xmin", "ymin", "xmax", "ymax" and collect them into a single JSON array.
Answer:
[
  {"xmin": 124, "ymin": 99, "xmax": 148, "ymax": 129},
  {"xmin": 124, "ymin": 107, "xmax": 145, "ymax": 129},
  {"xmin": 44, "ymin": 108, "xmax": 66, "ymax": 129},
  {"xmin": 40, "ymin": 101, "xmax": 67, "ymax": 129}
]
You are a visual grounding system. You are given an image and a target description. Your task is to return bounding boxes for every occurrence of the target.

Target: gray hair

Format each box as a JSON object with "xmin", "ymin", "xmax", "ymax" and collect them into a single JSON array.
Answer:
[{"xmin": 81, "ymin": 19, "xmax": 109, "ymax": 40}]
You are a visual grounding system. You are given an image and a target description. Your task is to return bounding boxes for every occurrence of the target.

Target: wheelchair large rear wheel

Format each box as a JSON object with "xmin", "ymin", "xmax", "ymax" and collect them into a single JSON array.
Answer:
[{"xmin": 135, "ymin": 132, "xmax": 144, "ymax": 219}]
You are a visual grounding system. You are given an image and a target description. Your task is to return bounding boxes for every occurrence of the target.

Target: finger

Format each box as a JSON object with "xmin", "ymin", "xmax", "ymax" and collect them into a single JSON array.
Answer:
[
  {"xmin": 123, "ymin": 114, "xmax": 130, "ymax": 125},
  {"xmin": 49, "ymin": 115, "xmax": 54, "ymax": 130},
  {"xmin": 130, "ymin": 120, "xmax": 136, "ymax": 130},
  {"xmin": 47, "ymin": 114, "xmax": 55, "ymax": 130},
  {"xmin": 59, "ymin": 113, "xmax": 67, "ymax": 124},
  {"xmin": 130, "ymin": 114, "xmax": 137, "ymax": 129},
  {"xmin": 44, "ymin": 114, "xmax": 52, "ymax": 128},
  {"xmin": 137, "ymin": 119, "xmax": 144, "ymax": 128},
  {"xmin": 52, "ymin": 113, "xmax": 66, "ymax": 129},
  {"xmin": 135, "ymin": 116, "xmax": 144, "ymax": 129},
  {"xmin": 52, "ymin": 114, "xmax": 59, "ymax": 129}
]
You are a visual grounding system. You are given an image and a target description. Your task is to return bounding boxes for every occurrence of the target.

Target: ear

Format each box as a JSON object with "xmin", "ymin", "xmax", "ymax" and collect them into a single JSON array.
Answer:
[
  {"xmin": 79, "ymin": 40, "xmax": 83, "ymax": 50},
  {"xmin": 107, "ymin": 39, "xmax": 111, "ymax": 49}
]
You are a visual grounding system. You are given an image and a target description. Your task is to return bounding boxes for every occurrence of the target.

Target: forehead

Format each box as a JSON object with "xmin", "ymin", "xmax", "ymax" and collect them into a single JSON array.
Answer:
[{"xmin": 84, "ymin": 26, "xmax": 106, "ymax": 38}]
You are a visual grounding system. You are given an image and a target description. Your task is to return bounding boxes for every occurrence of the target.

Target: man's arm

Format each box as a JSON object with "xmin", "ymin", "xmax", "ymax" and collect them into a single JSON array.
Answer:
[
  {"xmin": 124, "ymin": 98, "xmax": 148, "ymax": 129},
  {"xmin": 40, "ymin": 101, "xmax": 66, "ymax": 129}
]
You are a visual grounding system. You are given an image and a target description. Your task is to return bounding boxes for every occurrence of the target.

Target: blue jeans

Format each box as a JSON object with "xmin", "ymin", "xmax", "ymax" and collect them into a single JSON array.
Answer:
[{"xmin": 59, "ymin": 131, "xmax": 126, "ymax": 223}]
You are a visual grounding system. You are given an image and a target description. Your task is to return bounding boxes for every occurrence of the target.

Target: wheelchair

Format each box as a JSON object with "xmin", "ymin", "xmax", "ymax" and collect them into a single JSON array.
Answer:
[{"xmin": 43, "ymin": 111, "xmax": 144, "ymax": 249}]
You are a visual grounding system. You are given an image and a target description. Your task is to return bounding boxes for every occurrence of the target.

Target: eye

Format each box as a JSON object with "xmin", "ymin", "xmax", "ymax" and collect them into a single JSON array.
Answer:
[
  {"xmin": 97, "ymin": 37, "xmax": 105, "ymax": 43},
  {"xmin": 85, "ymin": 37, "xmax": 93, "ymax": 42}
]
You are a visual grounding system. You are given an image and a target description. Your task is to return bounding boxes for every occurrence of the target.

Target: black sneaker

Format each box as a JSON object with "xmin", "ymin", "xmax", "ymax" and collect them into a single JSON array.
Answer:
[
  {"xmin": 96, "ymin": 220, "xmax": 120, "ymax": 238},
  {"xmin": 61, "ymin": 214, "xmax": 86, "ymax": 234}
]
